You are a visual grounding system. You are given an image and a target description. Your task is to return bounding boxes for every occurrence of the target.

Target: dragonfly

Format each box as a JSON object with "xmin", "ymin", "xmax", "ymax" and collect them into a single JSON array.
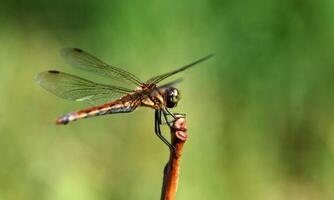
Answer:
[{"xmin": 36, "ymin": 48, "xmax": 213, "ymax": 149}]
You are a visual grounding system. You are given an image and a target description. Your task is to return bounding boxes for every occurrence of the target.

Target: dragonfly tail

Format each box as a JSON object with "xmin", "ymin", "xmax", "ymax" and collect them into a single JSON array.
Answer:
[
  {"xmin": 55, "ymin": 112, "xmax": 79, "ymax": 125},
  {"xmin": 55, "ymin": 101, "xmax": 136, "ymax": 125}
]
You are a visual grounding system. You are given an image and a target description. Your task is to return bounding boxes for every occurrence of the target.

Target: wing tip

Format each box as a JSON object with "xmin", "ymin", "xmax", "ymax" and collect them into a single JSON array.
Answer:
[
  {"xmin": 60, "ymin": 48, "xmax": 83, "ymax": 56},
  {"xmin": 34, "ymin": 71, "xmax": 46, "ymax": 84},
  {"xmin": 48, "ymin": 70, "xmax": 60, "ymax": 74},
  {"xmin": 203, "ymin": 53, "xmax": 214, "ymax": 61}
]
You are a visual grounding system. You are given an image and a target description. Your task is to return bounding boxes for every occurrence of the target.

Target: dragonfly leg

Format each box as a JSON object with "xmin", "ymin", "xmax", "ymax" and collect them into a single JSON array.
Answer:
[
  {"xmin": 165, "ymin": 108, "xmax": 176, "ymax": 118},
  {"xmin": 172, "ymin": 112, "xmax": 186, "ymax": 117},
  {"xmin": 161, "ymin": 108, "xmax": 185, "ymax": 127},
  {"xmin": 161, "ymin": 109, "xmax": 173, "ymax": 127},
  {"xmin": 162, "ymin": 109, "xmax": 187, "ymax": 135},
  {"xmin": 164, "ymin": 108, "xmax": 186, "ymax": 119},
  {"xmin": 155, "ymin": 109, "xmax": 175, "ymax": 151}
]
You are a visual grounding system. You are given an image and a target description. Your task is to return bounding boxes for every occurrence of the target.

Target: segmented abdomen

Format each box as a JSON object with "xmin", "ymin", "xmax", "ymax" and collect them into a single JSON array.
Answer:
[{"xmin": 56, "ymin": 100, "xmax": 136, "ymax": 125}]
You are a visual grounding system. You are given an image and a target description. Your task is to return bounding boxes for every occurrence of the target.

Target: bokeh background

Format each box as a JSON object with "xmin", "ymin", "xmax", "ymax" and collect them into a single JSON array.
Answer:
[{"xmin": 1, "ymin": 0, "xmax": 334, "ymax": 199}]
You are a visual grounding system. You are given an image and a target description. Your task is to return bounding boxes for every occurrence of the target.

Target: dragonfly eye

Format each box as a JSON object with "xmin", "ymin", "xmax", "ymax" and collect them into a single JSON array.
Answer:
[{"xmin": 166, "ymin": 87, "xmax": 181, "ymax": 108}]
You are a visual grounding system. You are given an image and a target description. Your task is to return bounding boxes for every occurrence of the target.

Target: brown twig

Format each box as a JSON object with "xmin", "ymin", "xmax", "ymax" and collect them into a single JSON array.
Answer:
[{"xmin": 160, "ymin": 115, "xmax": 188, "ymax": 200}]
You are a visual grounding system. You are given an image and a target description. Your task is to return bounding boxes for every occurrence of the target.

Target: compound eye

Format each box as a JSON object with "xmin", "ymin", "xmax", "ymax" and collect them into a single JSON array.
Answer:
[
  {"xmin": 166, "ymin": 88, "xmax": 181, "ymax": 108},
  {"xmin": 170, "ymin": 93, "xmax": 179, "ymax": 103}
]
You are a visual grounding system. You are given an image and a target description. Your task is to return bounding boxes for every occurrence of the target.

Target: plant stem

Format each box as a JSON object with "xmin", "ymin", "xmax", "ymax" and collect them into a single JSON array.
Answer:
[{"xmin": 160, "ymin": 115, "xmax": 188, "ymax": 200}]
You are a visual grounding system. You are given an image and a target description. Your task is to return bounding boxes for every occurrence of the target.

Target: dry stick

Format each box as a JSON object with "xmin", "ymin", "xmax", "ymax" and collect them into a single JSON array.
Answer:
[{"xmin": 160, "ymin": 115, "xmax": 188, "ymax": 200}]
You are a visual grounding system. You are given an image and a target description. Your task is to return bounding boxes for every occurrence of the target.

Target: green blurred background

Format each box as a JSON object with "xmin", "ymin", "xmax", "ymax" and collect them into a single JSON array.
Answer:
[{"xmin": 1, "ymin": 0, "xmax": 334, "ymax": 199}]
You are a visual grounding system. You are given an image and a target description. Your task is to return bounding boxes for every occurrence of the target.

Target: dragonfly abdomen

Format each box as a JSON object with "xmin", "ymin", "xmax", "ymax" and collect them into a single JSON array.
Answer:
[{"xmin": 56, "ymin": 100, "xmax": 136, "ymax": 125}]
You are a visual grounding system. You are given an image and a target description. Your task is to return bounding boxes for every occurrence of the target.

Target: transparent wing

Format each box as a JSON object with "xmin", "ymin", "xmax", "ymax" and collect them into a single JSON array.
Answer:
[
  {"xmin": 36, "ymin": 70, "xmax": 132, "ymax": 105},
  {"xmin": 146, "ymin": 54, "xmax": 214, "ymax": 85},
  {"xmin": 61, "ymin": 48, "xmax": 143, "ymax": 86}
]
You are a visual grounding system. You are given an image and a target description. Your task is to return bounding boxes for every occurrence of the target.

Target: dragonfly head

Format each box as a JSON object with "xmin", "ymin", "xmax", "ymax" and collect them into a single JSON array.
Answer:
[{"xmin": 166, "ymin": 87, "xmax": 181, "ymax": 108}]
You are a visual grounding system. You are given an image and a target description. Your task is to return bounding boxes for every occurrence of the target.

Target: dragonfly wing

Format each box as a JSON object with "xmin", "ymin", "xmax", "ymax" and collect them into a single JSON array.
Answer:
[
  {"xmin": 61, "ymin": 48, "xmax": 143, "ymax": 86},
  {"xmin": 86, "ymin": 93, "xmax": 122, "ymax": 106},
  {"xmin": 146, "ymin": 54, "xmax": 214, "ymax": 85},
  {"xmin": 36, "ymin": 70, "xmax": 132, "ymax": 105}
]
